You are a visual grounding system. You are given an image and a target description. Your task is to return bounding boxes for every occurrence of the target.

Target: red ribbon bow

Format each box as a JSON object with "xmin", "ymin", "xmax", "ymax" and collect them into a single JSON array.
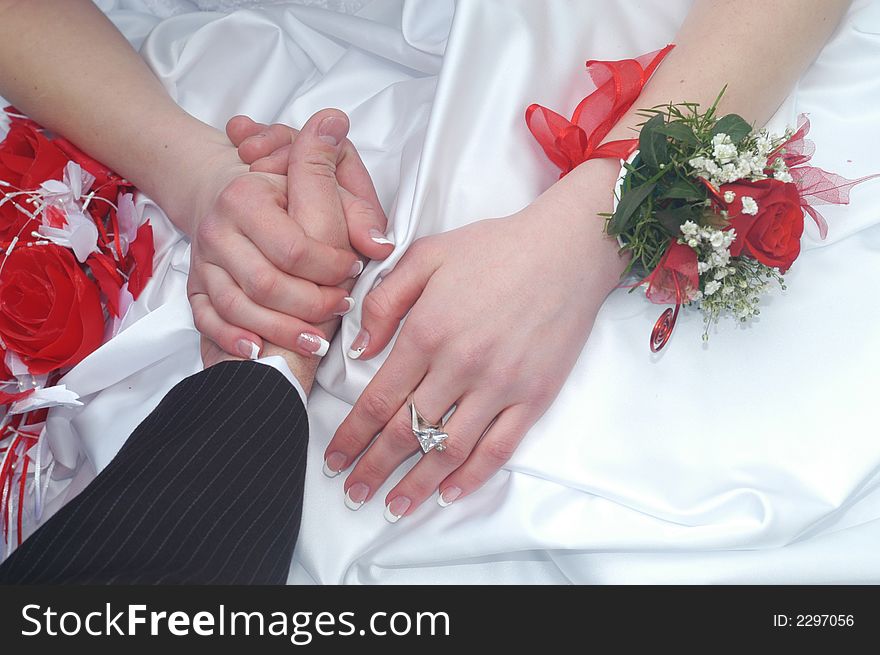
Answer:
[{"xmin": 525, "ymin": 44, "xmax": 674, "ymax": 177}]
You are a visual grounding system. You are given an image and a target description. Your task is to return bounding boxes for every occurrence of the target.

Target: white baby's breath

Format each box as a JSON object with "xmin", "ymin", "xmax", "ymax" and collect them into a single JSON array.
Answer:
[{"xmin": 740, "ymin": 196, "xmax": 758, "ymax": 215}]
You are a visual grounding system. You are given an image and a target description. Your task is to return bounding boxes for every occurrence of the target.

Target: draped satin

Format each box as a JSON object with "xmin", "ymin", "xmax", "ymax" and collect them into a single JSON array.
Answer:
[{"xmin": 5, "ymin": 0, "xmax": 880, "ymax": 583}]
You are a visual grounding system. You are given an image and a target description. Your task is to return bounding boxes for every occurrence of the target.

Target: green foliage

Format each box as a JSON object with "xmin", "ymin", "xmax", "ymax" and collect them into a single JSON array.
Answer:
[
  {"xmin": 710, "ymin": 114, "xmax": 751, "ymax": 143},
  {"xmin": 638, "ymin": 113, "xmax": 669, "ymax": 171},
  {"xmin": 606, "ymin": 87, "xmax": 756, "ymax": 277}
]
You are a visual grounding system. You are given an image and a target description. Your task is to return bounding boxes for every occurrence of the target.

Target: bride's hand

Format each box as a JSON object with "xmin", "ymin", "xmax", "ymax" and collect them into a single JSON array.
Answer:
[
  {"xmin": 187, "ymin": 109, "xmax": 388, "ymax": 359},
  {"xmin": 324, "ymin": 159, "xmax": 625, "ymax": 518}
]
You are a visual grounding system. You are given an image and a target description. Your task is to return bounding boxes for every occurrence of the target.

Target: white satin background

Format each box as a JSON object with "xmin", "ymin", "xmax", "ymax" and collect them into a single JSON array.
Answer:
[{"xmin": 8, "ymin": 0, "xmax": 880, "ymax": 582}]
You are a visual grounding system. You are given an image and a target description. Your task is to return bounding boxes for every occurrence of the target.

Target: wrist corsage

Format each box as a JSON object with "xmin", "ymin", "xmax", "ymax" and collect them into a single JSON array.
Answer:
[{"xmin": 527, "ymin": 48, "xmax": 878, "ymax": 351}]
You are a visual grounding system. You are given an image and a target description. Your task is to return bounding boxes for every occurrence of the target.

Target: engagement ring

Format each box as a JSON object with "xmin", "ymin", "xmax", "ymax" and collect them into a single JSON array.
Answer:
[{"xmin": 409, "ymin": 395, "xmax": 449, "ymax": 454}]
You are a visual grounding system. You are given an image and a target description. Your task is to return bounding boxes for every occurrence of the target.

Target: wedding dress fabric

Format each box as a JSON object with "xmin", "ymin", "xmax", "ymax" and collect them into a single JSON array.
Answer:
[{"xmin": 7, "ymin": 0, "xmax": 880, "ymax": 582}]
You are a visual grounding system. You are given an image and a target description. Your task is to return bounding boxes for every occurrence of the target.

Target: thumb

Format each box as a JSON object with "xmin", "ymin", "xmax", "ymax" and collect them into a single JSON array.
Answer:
[
  {"xmin": 349, "ymin": 238, "xmax": 441, "ymax": 360},
  {"xmin": 286, "ymin": 109, "xmax": 349, "ymax": 246},
  {"xmin": 338, "ymin": 186, "xmax": 394, "ymax": 260}
]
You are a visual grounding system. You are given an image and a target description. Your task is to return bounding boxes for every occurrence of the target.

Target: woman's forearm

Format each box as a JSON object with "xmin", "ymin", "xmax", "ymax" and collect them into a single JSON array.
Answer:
[
  {"xmin": 550, "ymin": 0, "xmax": 852, "ymax": 283},
  {"xmin": 0, "ymin": 0, "xmax": 228, "ymax": 233},
  {"xmin": 603, "ymin": 0, "xmax": 852, "ymax": 144}
]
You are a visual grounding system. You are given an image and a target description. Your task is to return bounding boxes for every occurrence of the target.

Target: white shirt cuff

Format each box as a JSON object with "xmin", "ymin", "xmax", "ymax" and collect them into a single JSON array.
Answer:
[{"xmin": 252, "ymin": 355, "xmax": 308, "ymax": 407}]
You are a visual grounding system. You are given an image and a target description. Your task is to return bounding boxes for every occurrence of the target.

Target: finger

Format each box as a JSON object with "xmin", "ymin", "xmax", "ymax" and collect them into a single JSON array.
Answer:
[
  {"xmin": 189, "ymin": 290, "xmax": 264, "ymax": 360},
  {"xmin": 226, "ymin": 115, "xmax": 298, "ymax": 161},
  {"xmin": 201, "ymin": 263, "xmax": 332, "ymax": 358},
  {"xmin": 286, "ymin": 108, "xmax": 350, "ymax": 246},
  {"xmin": 225, "ymin": 114, "xmax": 263, "ymax": 147},
  {"xmin": 334, "ymin": 142, "xmax": 390, "ymax": 260},
  {"xmin": 239, "ymin": 123, "xmax": 298, "ymax": 164},
  {"xmin": 338, "ymin": 185, "xmax": 393, "ymax": 261},
  {"xmin": 238, "ymin": 192, "xmax": 361, "ymax": 285},
  {"xmin": 338, "ymin": 367, "xmax": 463, "ymax": 510},
  {"xmin": 249, "ymin": 143, "xmax": 292, "ymax": 175},
  {"xmin": 381, "ymin": 395, "xmax": 500, "ymax": 521},
  {"xmin": 348, "ymin": 238, "xmax": 441, "ymax": 360},
  {"xmin": 207, "ymin": 232, "xmax": 354, "ymax": 322},
  {"xmin": 323, "ymin": 337, "xmax": 429, "ymax": 478},
  {"xmin": 436, "ymin": 405, "xmax": 533, "ymax": 508}
]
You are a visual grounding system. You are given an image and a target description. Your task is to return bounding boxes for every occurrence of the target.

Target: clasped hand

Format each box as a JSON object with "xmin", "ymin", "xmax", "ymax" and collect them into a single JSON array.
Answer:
[{"xmin": 193, "ymin": 111, "xmax": 622, "ymax": 519}]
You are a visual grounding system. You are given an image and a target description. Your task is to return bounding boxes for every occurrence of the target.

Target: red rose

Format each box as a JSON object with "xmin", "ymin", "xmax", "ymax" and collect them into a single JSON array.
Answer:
[
  {"xmin": 0, "ymin": 121, "xmax": 68, "ymax": 190},
  {"xmin": 721, "ymin": 178, "xmax": 804, "ymax": 273},
  {"xmin": 0, "ymin": 198, "xmax": 36, "ymax": 244},
  {"xmin": 0, "ymin": 243, "xmax": 104, "ymax": 375},
  {"xmin": 0, "ymin": 347, "xmax": 10, "ymax": 380},
  {"xmin": 644, "ymin": 239, "xmax": 700, "ymax": 305}
]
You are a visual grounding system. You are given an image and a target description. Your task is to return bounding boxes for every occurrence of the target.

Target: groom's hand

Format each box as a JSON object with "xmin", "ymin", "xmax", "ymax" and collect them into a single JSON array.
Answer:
[
  {"xmin": 227, "ymin": 113, "xmax": 394, "ymax": 262},
  {"xmin": 190, "ymin": 109, "xmax": 381, "ymax": 362}
]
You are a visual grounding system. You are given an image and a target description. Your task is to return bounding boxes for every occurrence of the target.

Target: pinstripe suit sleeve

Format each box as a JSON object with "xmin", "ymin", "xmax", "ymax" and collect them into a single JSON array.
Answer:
[{"xmin": 0, "ymin": 360, "xmax": 309, "ymax": 585}]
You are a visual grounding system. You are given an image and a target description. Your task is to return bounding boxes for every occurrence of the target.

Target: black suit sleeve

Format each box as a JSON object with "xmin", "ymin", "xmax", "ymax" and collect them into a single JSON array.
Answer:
[{"xmin": 0, "ymin": 360, "xmax": 308, "ymax": 585}]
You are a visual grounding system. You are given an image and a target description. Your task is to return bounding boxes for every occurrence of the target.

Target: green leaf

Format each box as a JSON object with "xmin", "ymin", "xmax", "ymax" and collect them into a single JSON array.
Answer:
[
  {"xmin": 638, "ymin": 113, "xmax": 669, "ymax": 171},
  {"xmin": 654, "ymin": 204, "xmax": 698, "ymax": 237},
  {"xmin": 609, "ymin": 181, "xmax": 656, "ymax": 234},
  {"xmin": 659, "ymin": 178, "xmax": 705, "ymax": 201},
  {"xmin": 710, "ymin": 114, "xmax": 752, "ymax": 143},
  {"xmin": 655, "ymin": 121, "xmax": 700, "ymax": 147}
]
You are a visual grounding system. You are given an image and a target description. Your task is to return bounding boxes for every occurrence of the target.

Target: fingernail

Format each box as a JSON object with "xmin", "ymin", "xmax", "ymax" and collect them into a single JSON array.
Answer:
[
  {"xmin": 437, "ymin": 486, "xmax": 462, "ymax": 508},
  {"xmin": 318, "ymin": 116, "xmax": 346, "ymax": 146},
  {"xmin": 334, "ymin": 297, "xmax": 355, "ymax": 317},
  {"xmin": 344, "ymin": 482, "xmax": 370, "ymax": 510},
  {"xmin": 347, "ymin": 329, "xmax": 370, "ymax": 359},
  {"xmin": 322, "ymin": 452, "xmax": 347, "ymax": 478},
  {"xmin": 369, "ymin": 228, "xmax": 394, "ymax": 246},
  {"xmin": 297, "ymin": 332, "xmax": 330, "ymax": 357},
  {"xmin": 349, "ymin": 259, "xmax": 364, "ymax": 278},
  {"xmin": 237, "ymin": 339, "xmax": 260, "ymax": 360},
  {"xmin": 384, "ymin": 496, "xmax": 411, "ymax": 523}
]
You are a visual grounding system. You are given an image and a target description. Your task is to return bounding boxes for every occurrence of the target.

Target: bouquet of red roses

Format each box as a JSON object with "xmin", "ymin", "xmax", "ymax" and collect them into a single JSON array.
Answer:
[{"xmin": 0, "ymin": 107, "xmax": 154, "ymax": 548}]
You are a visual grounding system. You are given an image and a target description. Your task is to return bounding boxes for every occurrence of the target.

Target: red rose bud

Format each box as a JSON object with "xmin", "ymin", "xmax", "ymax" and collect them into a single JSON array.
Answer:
[
  {"xmin": 0, "ymin": 243, "xmax": 104, "ymax": 375},
  {"xmin": 721, "ymin": 178, "xmax": 804, "ymax": 273},
  {"xmin": 644, "ymin": 239, "xmax": 700, "ymax": 305}
]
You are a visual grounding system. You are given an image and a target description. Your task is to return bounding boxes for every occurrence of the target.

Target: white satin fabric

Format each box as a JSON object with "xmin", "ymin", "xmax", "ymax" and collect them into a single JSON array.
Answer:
[{"xmin": 11, "ymin": 0, "xmax": 880, "ymax": 583}]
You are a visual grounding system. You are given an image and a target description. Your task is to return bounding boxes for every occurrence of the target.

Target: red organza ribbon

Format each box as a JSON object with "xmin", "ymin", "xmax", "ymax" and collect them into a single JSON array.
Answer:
[
  {"xmin": 770, "ymin": 114, "xmax": 880, "ymax": 239},
  {"xmin": 526, "ymin": 44, "xmax": 674, "ymax": 177}
]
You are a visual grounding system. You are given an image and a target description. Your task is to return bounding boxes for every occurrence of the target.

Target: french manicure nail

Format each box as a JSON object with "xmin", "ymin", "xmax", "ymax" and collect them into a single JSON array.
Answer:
[
  {"xmin": 318, "ymin": 116, "xmax": 346, "ymax": 146},
  {"xmin": 437, "ymin": 486, "xmax": 462, "ymax": 508},
  {"xmin": 297, "ymin": 332, "xmax": 330, "ymax": 357},
  {"xmin": 334, "ymin": 297, "xmax": 355, "ymax": 317},
  {"xmin": 384, "ymin": 496, "xmax": 412, "ymax": 523},
  {"xmin": 347, "ymin": 329, "xmax": 370, "ymax": 359},
  {"xmin": 369, "ymin": 228, "xmax": 394, "ymax": 246},
  {"xmin": 349, "ymin": 259, "xmax": 364, "ymax": 278},
  {"xmin": 322, "ymin": 452, "xmax": 347, "ymax": 478},
  {"xmin": 344, "ymin": 482, "xmax": 370, "ymax": 510},
  {"xmin": 237, "ymin": 339, "xmax": 260, "ymax": 360}
]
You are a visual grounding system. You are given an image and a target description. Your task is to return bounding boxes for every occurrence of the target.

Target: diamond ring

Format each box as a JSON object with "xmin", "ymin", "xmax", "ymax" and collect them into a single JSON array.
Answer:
[{"xmin": 409, "ymin": 394, "xmax": 448, "ymax": 454}]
